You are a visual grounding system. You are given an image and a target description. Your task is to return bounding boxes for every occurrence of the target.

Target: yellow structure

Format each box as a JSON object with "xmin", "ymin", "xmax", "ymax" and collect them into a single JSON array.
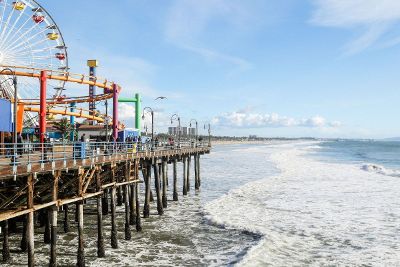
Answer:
[{"xmin": 87, "ymin": 60, "xmax": 99, "ymax": 68}]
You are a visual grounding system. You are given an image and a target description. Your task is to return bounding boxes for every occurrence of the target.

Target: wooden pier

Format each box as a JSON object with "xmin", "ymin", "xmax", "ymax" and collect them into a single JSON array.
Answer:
[{"xmin": 0, "ymin": 142, "xmax": 210, "ymax": 266}]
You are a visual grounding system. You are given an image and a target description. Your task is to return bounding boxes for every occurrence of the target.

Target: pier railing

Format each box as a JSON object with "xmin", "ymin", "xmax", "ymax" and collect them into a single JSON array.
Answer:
[{"xmin": 0, "ymin": 141, "xmax": 210, "ymax": 177}]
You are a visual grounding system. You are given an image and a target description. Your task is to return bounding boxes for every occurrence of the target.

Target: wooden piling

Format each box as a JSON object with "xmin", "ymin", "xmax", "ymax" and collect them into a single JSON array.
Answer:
[
  {"xmin": 27, "ymin": 173, "xmax": 34, "ymax": 267},
  {"xmin": 63, "ymin": 205, "xmax": 69, "ymax": 233},
  {"xmin": 129, "ymin": 160, "xmax": 137, "ymax": 225},
  {"xmin": 124, "ymin": 162, "xmax": 132, "ymax": 240},
  {"xmin": 75, "ymin": 202, "xmax": 79, "ymax": 222},
  {"xmin": 154, "ymin": 163, "xmax": 164, "ymax": 215},
  {"xmin": 173, "ymin": 159, "xmax": 178, "ymax": 201},
  {"xmin": 198, "ymin": 155, "xmax": 201, "ymax": 187},
  {"xmin": 135, "ymin": 183, "xmax": 142, "ymax": 232},
  {"xmin": 20, "ymin": 215, "xmax": 27, "ymax": 252},
  {"xmin": 162, "ymin": 160, "xmax": 168, "ymax": 208},
  {"xmin": 117, "ymin": 186, "xmax": 123, "ymax": 206},
  {"xmin": 49, "ymin": 171, "xmax": 59, "ymax": 267},
  {"xmin": 143, "ymin": 162, "xmax": 151, "ymax": 218},
  {"xmin": 142, "ymin": 166, "xmax": 154, "ymax": 202},
  {"xmin": 77, "ymin": 202, "xmax": 85, "ymax": 267},
  {"xmin": 110, "ymin": 165, "xmax": 118, "ymax": 249},
  {"xmin": 183, "ymin": 157, "xmax": 188, "ymax": 196},
  {"xmin": 129, "ymin": 184, "xmax": 136, "ymax": 225},
  {"xmin": 195, "ymin": 154, "xmax": 199, "ymax": 190},
  {"xmin": 187, "ymin": 156, "xmax": 191, "ymax": 191},
  {"xmin": 102, "ymin": 188, "xmax": 109, "ymax": 215},
  {"xmin": 96, "ymin": 169, "xmax": 105, "ymax": 258},
  {"xmin": 2, "ymin": 220, "xmax": 10, "ymax": 263},
  {"xmin": 124, "ymin": 185, "xmax": 131, "ymax": 240},
  {"xmin": 44, "ymin": 210, "xmax": 51, "ymax": 244},
  {"xmin": 77, "ymin": 169, "xmax": 85, "ymax": 267}
]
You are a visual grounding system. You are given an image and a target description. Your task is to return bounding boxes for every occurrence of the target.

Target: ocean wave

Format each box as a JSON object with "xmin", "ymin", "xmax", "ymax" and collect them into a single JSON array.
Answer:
[
  {"xmin": 204, "ymin": 142, "xmax": 400, "ymax": 266},
  {"xmin": 361, "ymin": 163, "xmax": 400, "ymax": 177}
]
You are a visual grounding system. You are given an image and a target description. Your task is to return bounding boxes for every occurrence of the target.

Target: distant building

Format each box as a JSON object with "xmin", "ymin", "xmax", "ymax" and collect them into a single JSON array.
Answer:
[
  {"xmin": 168, "ymin": 126, "xmax": 188, "ymax": 136},
  {"xmin": 188, "ymin": 128, "xmax": 196, "ymax": 136}
]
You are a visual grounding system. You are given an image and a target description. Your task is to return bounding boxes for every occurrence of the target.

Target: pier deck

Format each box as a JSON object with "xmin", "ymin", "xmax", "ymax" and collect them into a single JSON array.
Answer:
[{"xmin": 0, "ymin": 141, "xmax": 210, "ymax": 266}]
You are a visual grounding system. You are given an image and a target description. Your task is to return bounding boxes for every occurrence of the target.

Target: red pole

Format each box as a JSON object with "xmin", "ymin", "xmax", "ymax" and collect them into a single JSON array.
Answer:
[
  {"xmin": 112, "ymin": 84, "xmax": 120, "ymax": 141},
  {"xmin": 39, "ymin": 71, "xmax": 47, "ymax": 144}
]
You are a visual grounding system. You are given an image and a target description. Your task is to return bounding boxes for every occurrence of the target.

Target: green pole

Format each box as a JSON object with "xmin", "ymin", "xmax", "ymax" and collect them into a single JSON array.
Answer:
[
  {"xmin": 118, "ymin": 93, "xmax": 142, "ymax": 136},
  {"xmin": 135, "ymin": 93, "xmax": 141, "ymax": 134}
]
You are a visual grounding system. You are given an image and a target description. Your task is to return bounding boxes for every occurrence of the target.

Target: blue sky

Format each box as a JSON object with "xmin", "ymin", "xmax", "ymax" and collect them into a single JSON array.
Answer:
[{"xmin": 43, "ymin": 0, "xmax": 400, "ymax": 138}]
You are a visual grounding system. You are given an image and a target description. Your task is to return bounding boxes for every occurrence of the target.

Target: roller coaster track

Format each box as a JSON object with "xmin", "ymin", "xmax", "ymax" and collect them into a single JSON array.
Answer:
[{"xmin": 0, "ymin": 65, "xmax": 117, "ymax": 122}]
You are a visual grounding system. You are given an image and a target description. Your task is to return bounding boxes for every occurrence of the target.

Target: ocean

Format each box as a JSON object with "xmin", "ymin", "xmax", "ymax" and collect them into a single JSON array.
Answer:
[{"xmin": 3, "ymin": 140, "xmax": 400, "ymax": 266}]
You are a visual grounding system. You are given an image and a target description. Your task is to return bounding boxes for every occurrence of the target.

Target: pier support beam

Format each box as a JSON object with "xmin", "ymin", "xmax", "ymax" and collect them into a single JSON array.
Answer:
[
  {"xmin": 143, "ymin": 162, "xmax": 151, "ymax": 218},
  {"xmin": 2, "ymin": 220, "xmax": 10, "ymax": 263},
  {"xmin": 129, "ymin": 184, "xmax": 136, "ymax": 225},
  {"xmin": 135, "ymin": 183, "xmax": 142, "ymax": 232},
  {"xmin": 20, "ymin": 215, "xmax": 27, "ymax": 252},
  {"xmin": 49, "ymin": 171, "xmax": 60, "ymax": 267},
  {"xmin": 162, "ymin": 160, "xmax": 168, "ymax": 208},
  {"xmin": 102, "ymin": 189, "xmax": 109, "ymax": 215},
  {"xmin": 77, "ymin": 169, "xmax": 85, "ymax": 267},
  {"xmin": 124, "ymin": 185, "xmax": 131, "ymax": 240},
  {"xmin": 142, "ymin": 167, "xmax": 154, "ymax": 202},
  {"xmin": 49, "ymin": 207, "xmax": 58, "ymax": 267},
  {"xmin": 195, "ymin": 154, "xmax": 199, "ymax": 190},
  {"xmin": 198, "ymin": 155, "xmax": 201, "ymax": 187},
  {"xmin": 77, "ymin": 202, "xmax": 85, "ymax": 267},
  {"xmin": 154, "ymin": 163, "xmax": 164, "ymax": 215},
  {"xmin": 110, "ymin": 166, "xmax": 118, "ymax": 249},
  {"xmin": 173, "ymin": 159, "xmax": 178, "ymax": 201},
  {"xmin": 63, "ymin": 205, "xmax": 69, "ymax": 233},
  {"xmin": 44, "ymin": 210, "xmax": 51, "ymax": 244},
  {"xmin": 183, "ymin": 157, "xmax": 188, "ymax": 196},
  {"xmin": 96, "ymin": 170, "xmax": 105, "ymax": 258},
  {"xmin": 187, "ymin": 156, "xmax": 191, "ymax": 191},
  {"xmin": 117, "ymin": 186, "xmax": 123, "ymax": 206},
  {"xmin": 27, "ymin": 174, "xmax": 35, "ymax": 267}
]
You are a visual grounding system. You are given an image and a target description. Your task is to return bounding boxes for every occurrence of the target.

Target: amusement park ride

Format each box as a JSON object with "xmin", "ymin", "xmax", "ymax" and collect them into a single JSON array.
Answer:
[
  {"xmin": 0, "ymin": 2, "xmax": 211, "ymax": 266},
  {"xmin": 0, "ymin": 0, "xmax": 136, "ymax": 143}
]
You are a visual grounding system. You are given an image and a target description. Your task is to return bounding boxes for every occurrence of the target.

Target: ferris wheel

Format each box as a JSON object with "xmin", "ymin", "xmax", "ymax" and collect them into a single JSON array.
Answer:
[
  {"xmin": 0, "ymin": 0, "xmax": 68, "ymax": 100},
  {"xmin": 0, "ymin": 0, "xmax": 68, "ymax": 126}
]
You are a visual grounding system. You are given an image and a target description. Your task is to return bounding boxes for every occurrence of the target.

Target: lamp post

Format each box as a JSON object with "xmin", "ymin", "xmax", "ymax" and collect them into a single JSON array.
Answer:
[
  {"xmin": 170, "ymin": 114, "xmax": 181, "ymax": 147},
  {"xmin": 0, "ymin": 68, "xmax": 18, "ymax": 162},
  {"xmin": 142, "ymin": 107, "xmax": 154, "ymax": 149},
  {"xmin": 204, "ymin": 123, "xmax": 211, "ymax": 147},
  {"xmin": 189, "ymin": 119, "xmax": 198, "ymax": 147}
]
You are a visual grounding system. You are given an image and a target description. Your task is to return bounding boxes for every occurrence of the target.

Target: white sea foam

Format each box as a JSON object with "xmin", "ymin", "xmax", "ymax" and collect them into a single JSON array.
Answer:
[
  {"xmin": 361, "ymin": 163, "xmax": 400, "ymax": 177},
  {"xmin": 204, "ymin": 142, "xmax": 400, "ymax": 266}
]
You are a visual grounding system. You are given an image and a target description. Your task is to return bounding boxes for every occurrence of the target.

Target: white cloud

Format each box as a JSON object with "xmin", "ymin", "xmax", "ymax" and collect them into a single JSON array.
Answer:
[
  {"xmin": 212, "ymin": 111, "xmax": 340, "ymax": 128},
  {"xmin": 165, "ymin": 0, "xmax": 252, "ymax": 70},
  {"xmin": 310, "ymin": 0, "xmax": 400, "ymax": 54}
]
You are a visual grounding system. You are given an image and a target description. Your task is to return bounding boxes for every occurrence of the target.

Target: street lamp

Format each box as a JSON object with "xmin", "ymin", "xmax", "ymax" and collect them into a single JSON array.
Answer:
[
  {"xmin": 204, "ymin": 123, "xmax": 211, "ymax": 147},
  {"xmin": 142, "ymin": 107, "xmax": 154, "ymax": 149},
  {"xmin": 170, "ymin": 114, "xmax": 181, "ymax": 147},
  {"xmin": 189, "ymin": 119, "xmax": 198, "ymax": 146},
  {"xmin": 0, "ymin": 68, "xmax": 18, "ymax": 162}
]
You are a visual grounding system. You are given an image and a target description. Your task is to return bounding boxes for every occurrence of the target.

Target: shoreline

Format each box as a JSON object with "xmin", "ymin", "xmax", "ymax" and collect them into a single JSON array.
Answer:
[{"xmin": 212, "ymin": 140, "xmax": 270, "ymax": 145}]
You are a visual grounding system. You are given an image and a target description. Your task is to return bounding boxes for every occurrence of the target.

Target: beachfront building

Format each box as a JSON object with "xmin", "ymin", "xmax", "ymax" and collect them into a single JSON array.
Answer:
[{"xmin": 168, "ymin": 127, "xmax": 196, "ymax": 137}]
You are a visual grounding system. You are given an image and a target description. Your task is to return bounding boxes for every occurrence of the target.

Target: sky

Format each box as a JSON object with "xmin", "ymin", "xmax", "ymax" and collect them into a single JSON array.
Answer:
[{"xmin": 42, "ymin": 0, "xmax": 400, "ymax": 139}]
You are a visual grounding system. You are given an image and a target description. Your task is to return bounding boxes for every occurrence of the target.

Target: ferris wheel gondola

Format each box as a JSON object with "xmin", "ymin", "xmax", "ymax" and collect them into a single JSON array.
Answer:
[{"xmin": 0, "ymin": 0, "xmax": 68, "ymax": 125}]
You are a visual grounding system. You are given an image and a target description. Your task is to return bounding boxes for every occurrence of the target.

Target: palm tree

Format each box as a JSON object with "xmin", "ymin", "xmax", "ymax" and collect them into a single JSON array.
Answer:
[{"xmin": 53, "ymin": 118, "xmax": 72, "ymax": 142}]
